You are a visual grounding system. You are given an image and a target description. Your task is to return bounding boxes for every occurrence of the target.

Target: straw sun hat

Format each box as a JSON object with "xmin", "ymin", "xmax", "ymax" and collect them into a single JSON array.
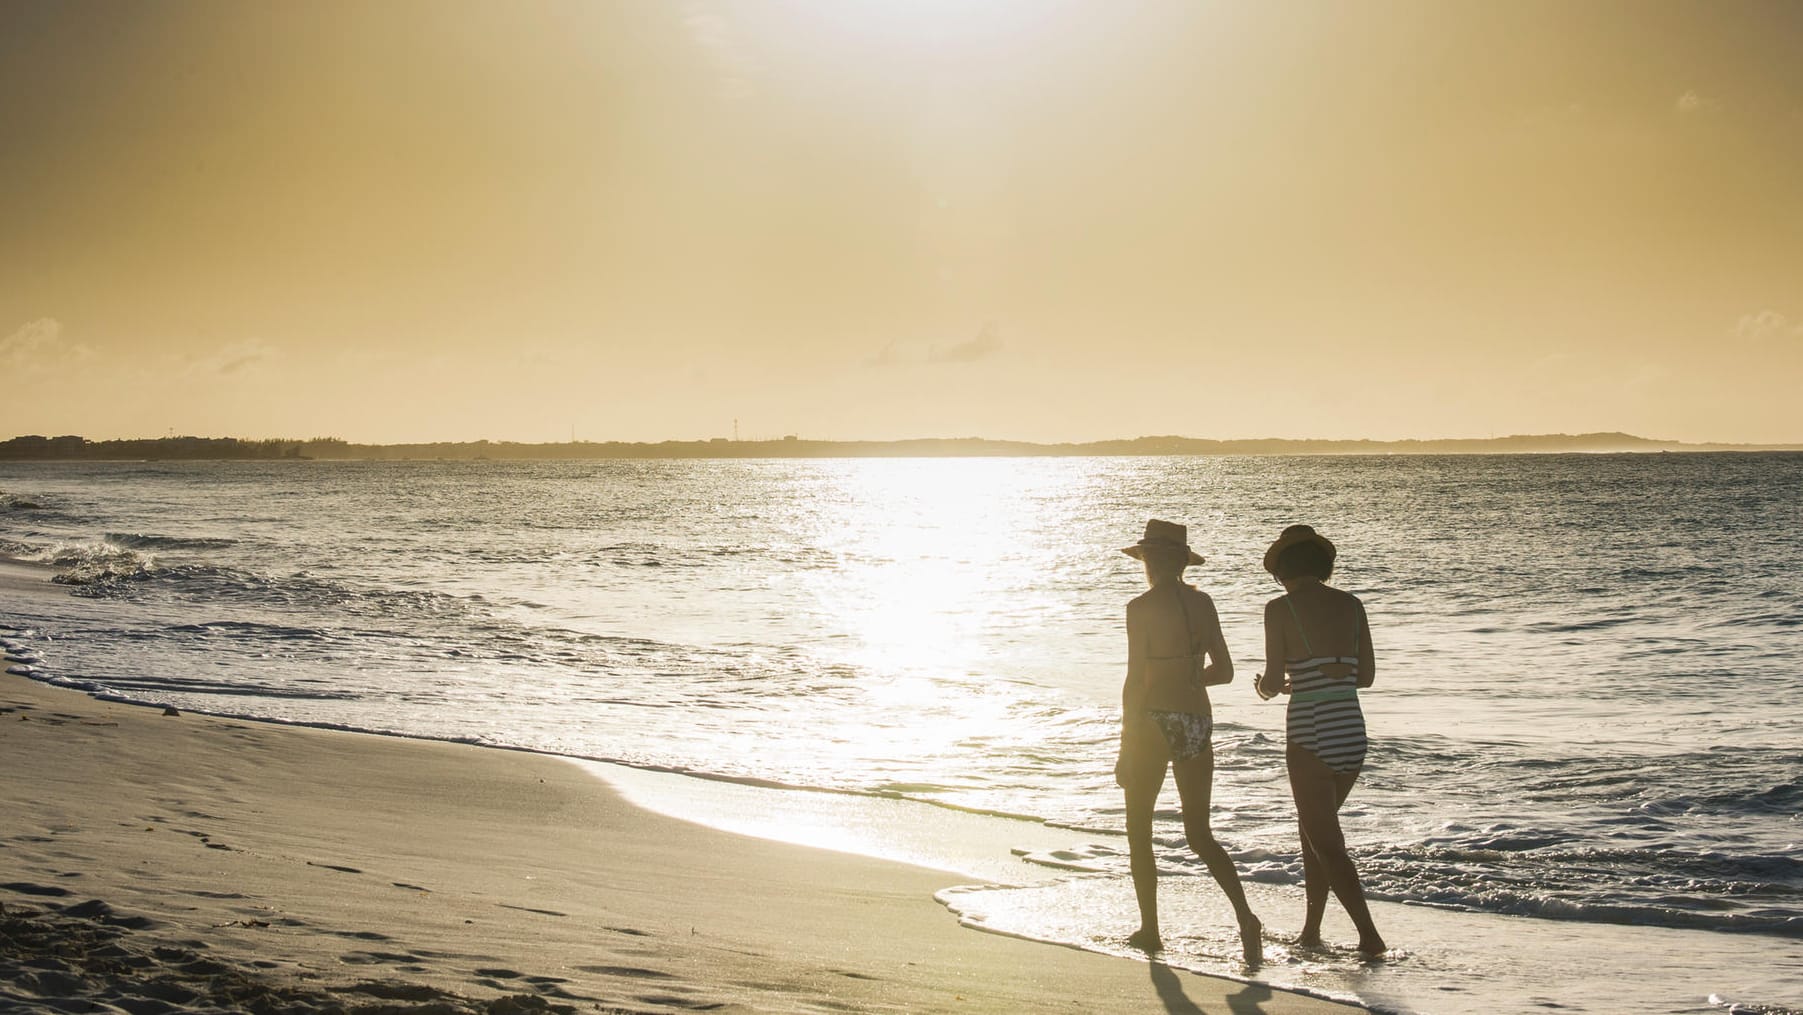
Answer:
[
  {"xmin": 1120, "ymin": 519, "xmax": 1206, "ymax": 567},
  {"xmin": 1261, "ymin": 524, "xmax": 1337, "ymax": 577}
]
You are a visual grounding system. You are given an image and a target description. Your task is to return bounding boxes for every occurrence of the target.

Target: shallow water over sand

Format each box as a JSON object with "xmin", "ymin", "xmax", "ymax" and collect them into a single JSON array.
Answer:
[{"xmin": 3, "ymin": 454, "xmax": 1800, "ymax": 1012}]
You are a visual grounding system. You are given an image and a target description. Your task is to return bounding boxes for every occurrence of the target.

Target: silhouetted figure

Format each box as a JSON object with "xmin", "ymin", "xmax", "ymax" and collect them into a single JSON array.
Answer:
[
  {"xmin": 1115, "ymin": 520, "xmax": 1262, "ymax": 963},
  {"xmin": 1255, "ymin": 525, "xmax": 1387, "ymax": 957}
]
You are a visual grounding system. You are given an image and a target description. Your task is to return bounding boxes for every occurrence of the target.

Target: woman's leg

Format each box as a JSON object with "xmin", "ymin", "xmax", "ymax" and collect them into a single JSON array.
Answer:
[
  {"xmin": 1120, "ymin": 723, "xmax": 1169, "ymax": 950},
  {"xmin": 1295, "ymin": 761, "xmax": 1354, "ymax": 946},
  {"xmin": 1295, "ymin": 825, "xmax": 1330, "ymax": 946},
  {"xmin": 1287, "ymin": 743, "xmax": 1386, "ymax": 955},
  {"xmin": 1171, "ymin": 749, "xmax": 1262, "ymax": 962}
]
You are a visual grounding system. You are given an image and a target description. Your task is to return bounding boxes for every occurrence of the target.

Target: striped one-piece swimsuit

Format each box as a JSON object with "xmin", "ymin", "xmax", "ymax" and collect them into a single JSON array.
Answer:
[{"xmin": 1283, "ymin": 597, "xmax": 1367, "ymax": 773}]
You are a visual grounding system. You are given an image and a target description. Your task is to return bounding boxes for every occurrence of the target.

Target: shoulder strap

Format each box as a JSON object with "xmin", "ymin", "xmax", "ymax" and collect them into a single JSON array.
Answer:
[{"xmin": 1284, "ymin": 595, "xmax": 1314, "ymax": 656}]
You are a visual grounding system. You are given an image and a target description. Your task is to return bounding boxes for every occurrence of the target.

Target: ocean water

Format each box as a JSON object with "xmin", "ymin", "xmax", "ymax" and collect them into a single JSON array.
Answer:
[{"xmin": 2, "ymin": 454, "xmax": 1799, "ymax": 1013}]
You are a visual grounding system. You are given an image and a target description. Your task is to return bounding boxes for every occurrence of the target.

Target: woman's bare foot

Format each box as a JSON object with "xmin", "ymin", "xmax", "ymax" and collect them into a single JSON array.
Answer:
[
  {"xmin": 1294, "ymin": 929, "xmax": 1325, "ymax": 949},
  {"xmin": 1127, "ymin": 927, "xmax": 1163, "ymax": 953},
  {"xmin": 1357, "ymin": 933, "xmax": 1388, "ymax": 959},
  {"xmin": 1238, "ymin": 915, "xmax": 1263, "ymax": 964}
]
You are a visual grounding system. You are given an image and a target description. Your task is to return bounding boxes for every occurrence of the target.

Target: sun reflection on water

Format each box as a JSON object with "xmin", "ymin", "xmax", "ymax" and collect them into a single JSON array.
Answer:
[{"xmin": 804, "ymin": 458, "xmax": 1055, "ymax": 681}]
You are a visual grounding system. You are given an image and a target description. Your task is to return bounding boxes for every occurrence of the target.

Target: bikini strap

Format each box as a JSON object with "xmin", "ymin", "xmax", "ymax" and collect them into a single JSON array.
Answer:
[{"xmin": 1283, "ymin": 595, "xmax": 1314, "ymax": 656}]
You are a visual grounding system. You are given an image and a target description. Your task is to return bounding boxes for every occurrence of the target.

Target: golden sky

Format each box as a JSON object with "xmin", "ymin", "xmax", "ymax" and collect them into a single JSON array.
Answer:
[{"xmin": 3, "ymin": 1, "xmax": 1801, "ymax": 444}]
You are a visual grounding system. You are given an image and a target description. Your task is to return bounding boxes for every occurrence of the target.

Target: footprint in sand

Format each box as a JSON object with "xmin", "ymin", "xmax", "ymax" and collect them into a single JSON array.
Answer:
[
  {"xmin": 574, "ymin": 965, "xmax": 674, "ymax": 979},
  {"xmin": 62, "ymin": 899, "xmax": 158, "ymax": 929},
  {"xmin": 496, "ymin": 903, "xmax": 567, "ymax": 917},
  {"xmin": 1, "ymin": 881, "xmax": 73, "ymax": 897}
]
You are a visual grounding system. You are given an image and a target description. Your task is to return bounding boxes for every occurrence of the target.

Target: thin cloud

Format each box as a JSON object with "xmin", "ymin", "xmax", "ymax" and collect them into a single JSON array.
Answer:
[
  {"xmin": 869, "ymin": 323, "xmax": 1006, "ymax": 368},
  {"xmin": 928, "ymin": 322, "xmax": 1003, "ymax": 364},
  {"xmin": 865, "ymin": 340, "xmax": 904, "ymax": 367},
  {"xmin": 1, "ymin": 317, "xmax": 94, "ymax": 371},
  {"xmin": 681, "ymin": 4, "xmax": 759, "ymax": 102},
  {"xmin": 1736, "ymin": 310, "xmax": 1803, "ymax": 343},
  {"xmin": 187, "ymin": 339, "xmax": 278, "ymax": 376},
  {"xmin": 1675, "ymin": 90, "xmax": 1717, "ymax": 115}
]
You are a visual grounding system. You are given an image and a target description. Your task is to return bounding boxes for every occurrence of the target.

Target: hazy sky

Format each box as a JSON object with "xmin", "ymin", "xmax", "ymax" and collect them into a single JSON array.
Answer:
[{"xmin": 3, "ymin": 1, "xmax": 1801, "ymax": 444}]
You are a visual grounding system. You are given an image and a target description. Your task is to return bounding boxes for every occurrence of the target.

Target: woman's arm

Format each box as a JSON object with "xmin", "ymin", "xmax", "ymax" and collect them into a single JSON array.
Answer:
[
  {"xmin": 1198, "ymin": 594, "xmax": 1234, "ymax": 686},
  {"xmin": 1355, "ymin": 598, "xmax": 1375, "ymax": 688},
  {"xmin": 1122, "ymin": 602, "xmax": 1147, "ymax": 714},
  {"xmin": 1116, "ymin": 603, "xmax": 1151, "ymax": 787},
  {"xmin": 1256, "ymin": 598, "xmax": 1288, "ymax": 698}
]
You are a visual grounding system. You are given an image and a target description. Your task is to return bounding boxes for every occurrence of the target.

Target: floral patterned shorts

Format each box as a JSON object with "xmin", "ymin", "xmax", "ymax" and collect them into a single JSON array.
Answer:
[{"xmin": 1144, "ymin": 709, "xmax": 1213, "ymax": 762}]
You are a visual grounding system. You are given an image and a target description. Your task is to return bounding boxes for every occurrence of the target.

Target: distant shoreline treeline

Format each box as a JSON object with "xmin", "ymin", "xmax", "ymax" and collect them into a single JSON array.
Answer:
[{"xmin": 2, "ymin": 432, "xmax": 1800, "ymax": 461}]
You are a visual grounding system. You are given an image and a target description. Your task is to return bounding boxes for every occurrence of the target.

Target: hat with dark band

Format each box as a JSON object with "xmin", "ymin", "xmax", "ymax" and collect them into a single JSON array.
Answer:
[
  {"xmin": 1262, "ymin": 524, "xmax": 1336, "ymax": 578},
  {"xmin": 1121, "ymin": 519, "xmax": 1205, "ymax": 567}
]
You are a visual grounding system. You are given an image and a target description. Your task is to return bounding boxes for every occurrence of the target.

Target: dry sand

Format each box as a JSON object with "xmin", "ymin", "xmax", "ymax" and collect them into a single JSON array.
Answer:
[{"xmin": 1, "ymin": 567, "xmax": 1359, "ymax": 1014}]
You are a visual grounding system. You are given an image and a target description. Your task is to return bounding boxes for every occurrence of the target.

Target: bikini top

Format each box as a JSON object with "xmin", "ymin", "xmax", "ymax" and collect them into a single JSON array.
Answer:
[
  {"xmin": 1146, "ymin": 584, "xmax": 1204, "ymax": 664},
  {"xmin": 1140, "ymin": 584, "xmax": 1209, "ymax": 711},
  {"xmin": 1282, "ymin": 595, "xmax": 1360, "ymax": 704}
]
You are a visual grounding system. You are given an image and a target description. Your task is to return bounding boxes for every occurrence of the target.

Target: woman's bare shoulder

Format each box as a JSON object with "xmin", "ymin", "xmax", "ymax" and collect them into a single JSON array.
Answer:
[{"xmin": 1185, "ymin": 584, "xmax": 1220, "ymax": 610}]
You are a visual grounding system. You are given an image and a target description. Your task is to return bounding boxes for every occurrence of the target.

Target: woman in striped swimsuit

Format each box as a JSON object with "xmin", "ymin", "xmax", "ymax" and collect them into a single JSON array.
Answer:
[{"xmin": 1255, "ymin": 525, "xmax": 1387, "ymax": 957}]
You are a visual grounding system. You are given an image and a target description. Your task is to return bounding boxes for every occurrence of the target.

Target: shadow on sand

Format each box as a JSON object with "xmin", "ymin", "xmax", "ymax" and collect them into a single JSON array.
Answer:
[{"xmin": 1149, "ymin": 961, "xmax": 1281, "ymax": 1015}]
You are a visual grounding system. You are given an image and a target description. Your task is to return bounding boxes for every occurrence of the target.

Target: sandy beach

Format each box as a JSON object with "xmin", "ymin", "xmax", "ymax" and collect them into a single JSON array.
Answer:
[{"xmin": 1, "ymin": 567, "xmax": 1356, "ymax": 1015}]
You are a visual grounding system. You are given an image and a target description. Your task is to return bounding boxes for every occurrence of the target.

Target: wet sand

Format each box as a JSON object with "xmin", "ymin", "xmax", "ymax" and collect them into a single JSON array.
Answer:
[{"xmin": 1, "ymin": 565, "xmax": 1357, "ymax": 1014}]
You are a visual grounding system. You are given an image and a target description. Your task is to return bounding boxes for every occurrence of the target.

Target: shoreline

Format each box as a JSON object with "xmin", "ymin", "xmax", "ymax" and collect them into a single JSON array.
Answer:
[{"xmin": 1, "ymin": 561, "xmax": 1359, "ymax": 1014}]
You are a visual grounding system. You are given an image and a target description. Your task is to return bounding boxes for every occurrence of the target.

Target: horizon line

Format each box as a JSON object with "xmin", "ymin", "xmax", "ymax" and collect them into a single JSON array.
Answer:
[{"xmin": 4, "ymin": 431, "xmax": 1803, "ymax": 461}]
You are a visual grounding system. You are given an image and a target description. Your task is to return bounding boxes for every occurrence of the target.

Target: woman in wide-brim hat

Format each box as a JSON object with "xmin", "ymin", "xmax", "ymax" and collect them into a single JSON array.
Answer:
[
  {"xmin": 1255, "ymin": 524, "xmax": 1387, "ymax": 956},
  {"xmin": 1114, "ymin": 519, "xmax": 1262, "ymax": 962}
]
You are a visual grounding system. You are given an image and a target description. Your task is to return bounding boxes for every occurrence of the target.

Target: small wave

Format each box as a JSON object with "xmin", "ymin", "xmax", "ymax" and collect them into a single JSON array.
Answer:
[
  {"xmin": 32, "ymin": 541, "xmax": 157, "ymax": 585},
  {"xmin": 0, "ymin": 491, "xmax": 47, "ymax": 512},
  {"xmin": 1637, "ymin": 779, "xmax": 1803, "ymax": 817},
  {"xmin": 1705, "ymin": 610, "xmax": 1803, "ymax": 630},
  {"xmin": 1390, "ymin": 837, "xmax": 1803, "ymax": 884},
  {"xmin": 167, "ymin": 620, "xmax": 329, "ymax": 641},
  {"xmin": 78, "ymin": 675, "xmax": 358, "ymax": 701},
  {"xmin": 1419, "ymin": 825, "xmax": 1575, "ymax": 852},
  {"xmin": 1398, "ymin": 883, "xmax": 1803, "ymax": 938},
  {"xmin": 104, "ymin": 532, "xmax": 237, "ymax": 552},
  {"xmin": 1708, "ymin": 994, "xmax": 1803, "ymax": 1015},
  {"xmin": 1351, "ymin": 837, "xmax": 1803, "ymax": 938},
  {"xmin": 65, "ymin": 563, "xmax": 475, "ymax": 622},
  {"xmin": 1524, "ymin": 615, "xmax": 1640, "ymax": 634}
]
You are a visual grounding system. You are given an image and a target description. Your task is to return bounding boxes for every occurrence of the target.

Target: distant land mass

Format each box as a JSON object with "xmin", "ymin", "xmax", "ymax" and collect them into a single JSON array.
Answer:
[{"xmin": 2, "ymin": 432, "xmax": 1800, "ymax": 461}]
